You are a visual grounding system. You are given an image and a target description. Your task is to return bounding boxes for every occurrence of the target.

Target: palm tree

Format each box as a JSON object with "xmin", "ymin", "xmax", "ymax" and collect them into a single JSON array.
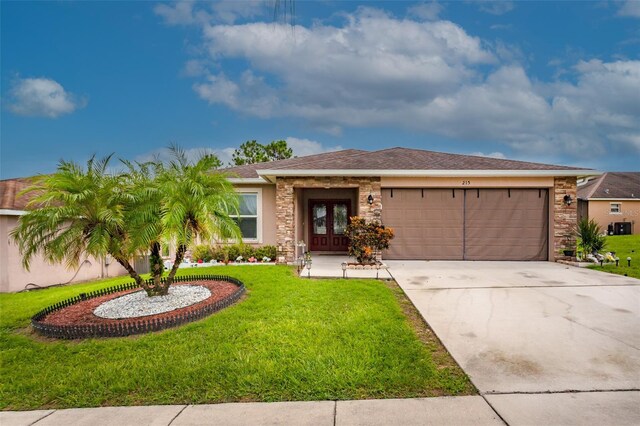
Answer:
[
  {"xmin": 155, "ymin": 147, "xmax": 241, "ymax": 293},
  {"xmin": 12, "ymin": 148, "xmax": 241, "ymax": 297},
  {"xmin": 10, "ymin": 155, "xmax": 146, "ymax": 289}
]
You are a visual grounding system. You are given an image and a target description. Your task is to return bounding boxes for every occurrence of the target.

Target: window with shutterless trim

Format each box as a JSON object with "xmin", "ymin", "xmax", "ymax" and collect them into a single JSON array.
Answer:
[
  {"xmin": 235, "ymin": 193, "xmax": 258, "ymax": 239},
  {"xmin": 610, "ymin": 203, "xmax": 622, "ymax": 214}
]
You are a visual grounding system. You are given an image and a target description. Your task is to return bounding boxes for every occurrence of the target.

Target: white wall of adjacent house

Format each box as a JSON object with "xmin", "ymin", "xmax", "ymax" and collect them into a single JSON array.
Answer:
[{"xmin": 0, "ymin": 214, "xmax": 128, "ymax": 293}]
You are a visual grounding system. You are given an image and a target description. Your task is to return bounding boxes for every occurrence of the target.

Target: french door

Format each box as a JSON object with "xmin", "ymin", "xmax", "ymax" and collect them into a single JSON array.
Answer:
[{"xmin": 308, "ymin": 199, "xmax": 351, "ymax": 251}]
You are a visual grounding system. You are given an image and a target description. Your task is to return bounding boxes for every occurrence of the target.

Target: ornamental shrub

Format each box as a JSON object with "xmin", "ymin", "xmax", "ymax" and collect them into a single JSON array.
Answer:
[
  {"xmin": 346, "ymin": 216, "xmax": 394, "ymax": 264},
  {"xmin": 203, "ymin": 244, "xmax": 277, "ymax": 262},
  {"xmin": 192, "ymin": 245, "xmax": 214, "ymax": 262}
]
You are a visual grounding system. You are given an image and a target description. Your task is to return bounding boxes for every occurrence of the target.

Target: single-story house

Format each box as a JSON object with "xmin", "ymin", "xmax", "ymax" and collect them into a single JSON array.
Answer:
[
  {"xmin": 577, "ymin": 172, "xmax": 640, "ymax": 235},
  {"xmin": 224, "ymin": 147, "xmax": 597, "ymax": 263},
  {"xmin": 0, "ymin": 147, "xmax": 598, "ymax": 292},
  {"xmin": 0, "ymin": 178, "xmax": 127, "ymax": 292}
]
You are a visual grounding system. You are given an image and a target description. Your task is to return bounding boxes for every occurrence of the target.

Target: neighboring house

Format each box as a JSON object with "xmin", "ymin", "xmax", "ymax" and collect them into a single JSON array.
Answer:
[
  {"xmin": 577, "ymin": 172, "xmax": 640, "ymax": 235},
  {"xmin": 224, "ymin": 147, "xmax": 597, "ymax": 263},
  {"xmin": 0, "ymin": 178, "xmax": 127, "ymax": 292}
]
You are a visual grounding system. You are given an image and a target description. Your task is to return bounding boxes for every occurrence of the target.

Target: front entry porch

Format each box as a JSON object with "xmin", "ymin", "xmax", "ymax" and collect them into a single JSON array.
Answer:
[{"xmin": 275, "ymin": 176, "xmax": 382, "ymax": 264}]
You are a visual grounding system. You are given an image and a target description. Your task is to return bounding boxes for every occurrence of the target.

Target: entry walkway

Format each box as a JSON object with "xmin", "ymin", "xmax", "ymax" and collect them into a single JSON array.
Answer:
[{"xmin": 302, "ymin": 254, "xmax": 393, "ymax": 279}]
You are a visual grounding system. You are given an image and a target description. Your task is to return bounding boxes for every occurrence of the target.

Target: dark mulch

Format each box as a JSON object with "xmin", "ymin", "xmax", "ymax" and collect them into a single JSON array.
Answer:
[{"xmin": 42, "ymin": 281, "xmax": 239, "ymax": 327}]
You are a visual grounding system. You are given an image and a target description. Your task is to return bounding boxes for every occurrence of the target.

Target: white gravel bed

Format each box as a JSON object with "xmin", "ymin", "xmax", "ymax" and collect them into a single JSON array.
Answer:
[{"xmin": 94, "ymin": 285, "xmax": 212, "ymax": 319}]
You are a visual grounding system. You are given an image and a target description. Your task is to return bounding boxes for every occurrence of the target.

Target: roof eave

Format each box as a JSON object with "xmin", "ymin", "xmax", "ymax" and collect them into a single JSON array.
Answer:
[
  {"xmin": 579, "ymin": 197, "xmax": 640, "ymax": 201},
  {"xmin": 256, "ymin": 169, "xmax": 601, "ymax": 178},
  {"xmin": 227, "ymin": 177, "xmax": 271, "ymax": 184},
  {"xmin": 0, "ymin": 209, "xmax": 27, "ymax": 216}
]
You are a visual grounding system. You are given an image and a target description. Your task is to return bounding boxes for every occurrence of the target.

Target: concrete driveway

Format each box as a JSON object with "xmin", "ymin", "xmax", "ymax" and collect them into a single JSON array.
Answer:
[{"xmin": 388, "ymin": 261, "xmax": 640, "ymax": 425}]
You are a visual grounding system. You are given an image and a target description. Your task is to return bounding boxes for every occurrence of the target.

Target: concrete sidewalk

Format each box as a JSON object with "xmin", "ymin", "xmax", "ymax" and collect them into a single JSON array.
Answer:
[{"xmin": 1, "ymin": 396, "xmax": 504, "ymax": 426}]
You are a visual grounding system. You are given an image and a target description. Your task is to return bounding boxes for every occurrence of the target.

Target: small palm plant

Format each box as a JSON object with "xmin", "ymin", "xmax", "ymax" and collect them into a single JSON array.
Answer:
[{"xmin": 575, "ymin": 218, "xmax": 607, "ymax": 256}]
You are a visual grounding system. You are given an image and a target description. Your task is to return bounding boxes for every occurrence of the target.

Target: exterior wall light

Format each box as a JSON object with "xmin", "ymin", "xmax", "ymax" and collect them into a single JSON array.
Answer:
[
  {"xmin": 563, "ymin": 195, "xmax": 573, "ymax": 206},
  {"xmin": 367, "ymin": 194, "xmax": 374, "ymax": 205}
]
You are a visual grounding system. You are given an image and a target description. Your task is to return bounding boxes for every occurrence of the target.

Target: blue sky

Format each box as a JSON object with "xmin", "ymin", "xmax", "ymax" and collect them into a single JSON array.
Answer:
[{"xmin": 1, "ymin": 1, "xmax": 639, "ymax": 179}]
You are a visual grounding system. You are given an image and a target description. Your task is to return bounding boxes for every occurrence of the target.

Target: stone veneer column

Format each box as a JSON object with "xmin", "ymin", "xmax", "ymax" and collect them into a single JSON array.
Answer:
[
  {"xmin": 357, "ymin": 178, "xmax": 382, "ymax": 222},
  {"xmin": 274, "ymin": 176, "xmax": 381, "ymax": 263},
  {"xmin": 553, "ymin": 176, "xmax": 577, "ymax": 261},
  {"xmin": 275, "ymin": 178, "xmax": 295, "ymax": 263}
]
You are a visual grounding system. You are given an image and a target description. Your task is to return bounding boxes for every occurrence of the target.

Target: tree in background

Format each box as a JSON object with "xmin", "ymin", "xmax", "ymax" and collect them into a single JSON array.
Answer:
[
  {"xmin": 264, "ymin": 140, "xmax": 293, "ymax": 161},
  {"xmin": 231, "ymin": 140, "xmax": 293, "ymax": 165}
]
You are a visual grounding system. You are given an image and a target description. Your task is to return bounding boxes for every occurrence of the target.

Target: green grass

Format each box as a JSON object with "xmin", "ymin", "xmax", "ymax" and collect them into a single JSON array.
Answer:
[
  {"xmin": 0, "ymin": 266, "xmax": 473, "ymax": 410},
  {"xmin": 587, "ymin": 234, "xmax": 640, "ymax": 279}
]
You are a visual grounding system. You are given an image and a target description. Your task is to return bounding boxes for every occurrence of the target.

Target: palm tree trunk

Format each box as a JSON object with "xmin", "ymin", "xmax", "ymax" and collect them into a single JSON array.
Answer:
[
  {"xmin": 115, "ymin": 254, "xmax": 168, "ymax": 297},
  {"xmin": 150, "ymin": 242, "xmax": 164, "ymax": 291},
  {"xmin": 166, "ymin": 244, "xmax": 187, "ymax": 286},
  {"xmin": 114, "ymin": 255, "xmax": 145, "ymax": 287}
]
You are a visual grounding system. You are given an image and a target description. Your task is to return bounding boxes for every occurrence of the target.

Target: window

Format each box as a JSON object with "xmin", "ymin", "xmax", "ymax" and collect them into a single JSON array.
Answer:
[
  {"xmin": 234, "ymin": 189, "xmax": 262, "ymax": 241},
  {"xmin": 610, "ymin": 203, "xmax": 621, "ymax": 214}
]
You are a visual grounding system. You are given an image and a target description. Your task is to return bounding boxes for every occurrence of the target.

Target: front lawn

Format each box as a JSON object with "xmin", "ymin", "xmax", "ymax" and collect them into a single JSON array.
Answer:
[
  {"xmin": 0, "ymin": 266, "xmax": 473, "ymax": 410},
  {"xmin": 587, "ymin": 234, "xmax": 640, "ymax": 279}
]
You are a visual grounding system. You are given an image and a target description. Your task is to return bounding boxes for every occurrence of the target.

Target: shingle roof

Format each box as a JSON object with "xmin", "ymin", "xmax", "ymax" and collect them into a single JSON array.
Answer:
[
  {"xmin": 578, "ymin": 172, "xmax": 640, "ymax": 200},
  {"xmin": 0, "ymin": 177, "xmax": 37, "ymax": 211},
  {"xmin": 222, "ymin": 147, "xmax": 588, "ymax": 178},
  {"xmin": 222, "ymin": 149, "xmax": 367, "ymax": 178}
]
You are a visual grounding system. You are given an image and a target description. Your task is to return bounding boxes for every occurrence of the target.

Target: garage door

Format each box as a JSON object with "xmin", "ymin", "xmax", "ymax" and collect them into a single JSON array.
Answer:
[
  {"xmin": 382, "ymin": 189, "xmax": 464, "ymax": 260},
  {"xmin": 382, "ymin": 188, "xmax": 548, "ymax": 261}
]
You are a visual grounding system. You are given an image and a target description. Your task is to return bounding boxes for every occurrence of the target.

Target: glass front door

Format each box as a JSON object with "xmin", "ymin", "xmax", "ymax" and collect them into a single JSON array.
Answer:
[{"xmin": 309, "ymin": 199, "xmax": 351, "ymax": 251}]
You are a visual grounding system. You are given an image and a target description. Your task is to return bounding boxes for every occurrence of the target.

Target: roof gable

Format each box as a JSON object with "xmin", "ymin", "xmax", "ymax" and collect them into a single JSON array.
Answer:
[{"xmin": 578, "ymin": 172, "xmax": 640, "ymax": 200}]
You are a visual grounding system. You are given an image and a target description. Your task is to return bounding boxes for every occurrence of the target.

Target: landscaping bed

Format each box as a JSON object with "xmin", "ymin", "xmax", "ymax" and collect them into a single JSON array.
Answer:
[
  {"xmin": 41, "ymin": 281, "xmax": 239, "ymax": 327},
  {"xmin": 0, "ymin": 266, "xmax": 474, "ymax": 410}
]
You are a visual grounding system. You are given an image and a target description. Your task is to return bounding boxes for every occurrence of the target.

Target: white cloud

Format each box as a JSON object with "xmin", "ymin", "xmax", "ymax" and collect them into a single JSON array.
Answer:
[
  {"xmin": 154, "ymin": 1, "xmax": 203, "ymax": 25},
  {"xmin": 196, "ymin": 9, "xmax": 494, "ymax": 133},
  {"xmin": 167, "ymin": 5, "xmax": 640, "ymax": 160},
  {"xmin": 475, "ymin": 1, "xmax": 514, "ymax": 15},
  {"xmin": 285, "ymin": 137, "xmax": 343, "ymax": 157},
  {"xmin": 408, "ymin": 2, "xmax": 444, "ymax": 21},
  {"xmin": 618, "ymin": 0, "xmax": 640, "ymax": 17},
  {"xmin": 470, "ymin": 151, "xmax": 507, "ymax": 159},
  {"xmin": 155, "ymin": 1, "xmax": 265, "ymax": 25},
  {"xmin": 7, "ymin": 77, "xmax": 85, "ymax": 118},
  {"xmin": 211, "ymin": 1, "xmax": 265, "ymax": 24},
  {"xmin": 182, "ymin": 59, "xmax": 209, "ymax": 77}
]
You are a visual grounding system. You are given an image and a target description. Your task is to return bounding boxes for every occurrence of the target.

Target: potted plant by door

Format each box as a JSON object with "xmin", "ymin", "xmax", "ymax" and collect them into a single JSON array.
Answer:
[{"xmin": 562, "ymin": 233, "xmax": 575, "ymax": 257}]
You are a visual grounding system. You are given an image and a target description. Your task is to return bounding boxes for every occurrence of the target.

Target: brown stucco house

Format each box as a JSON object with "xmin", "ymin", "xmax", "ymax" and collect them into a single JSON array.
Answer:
[
  {"xmin": 577, "ymin": 172, "xmax": 640, "ymax": 235},
  {"xmin": 224, "ymin": 147, "xmax": 597, "ymax": 263}
]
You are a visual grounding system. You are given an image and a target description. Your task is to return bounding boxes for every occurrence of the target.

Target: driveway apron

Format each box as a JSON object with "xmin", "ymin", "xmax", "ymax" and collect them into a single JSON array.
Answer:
[{"xmin": 388, "ymin": 261, "xmax": 640, "ymax": 424}]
